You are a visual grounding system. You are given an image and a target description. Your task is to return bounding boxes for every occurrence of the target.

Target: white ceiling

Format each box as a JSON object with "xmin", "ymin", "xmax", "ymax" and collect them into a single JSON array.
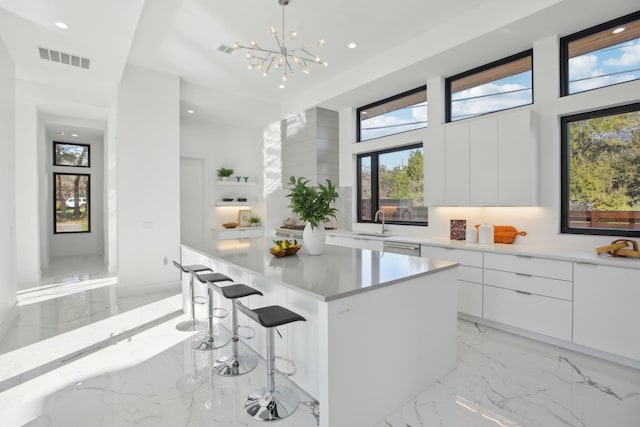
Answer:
[{"xmin": 0, "ymin": 0, "xmax": 639, "ymax": 134}]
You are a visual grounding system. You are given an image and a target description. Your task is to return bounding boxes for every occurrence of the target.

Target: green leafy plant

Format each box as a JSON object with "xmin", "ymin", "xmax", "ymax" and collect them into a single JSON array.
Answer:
[
  {"xmin": 249, "ymin": 216, "xmax": 261, "ymax": 225},
  {"xmin": 216, "ymin": 167, "xmax": 234, "ymax": 177},
  {"xmin": 286, "ymin": 176, "xmax": 339, "ymax": 229}
]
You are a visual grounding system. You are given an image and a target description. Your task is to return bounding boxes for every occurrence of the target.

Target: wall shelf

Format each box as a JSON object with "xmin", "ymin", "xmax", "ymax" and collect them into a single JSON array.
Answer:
[
  {"xmin": 215, "ymin": 201, "xmax": 251, "ymax": 207},
  {"xmin": 216, "ymin": 180, "xmax": 255, "ymax": 187}
]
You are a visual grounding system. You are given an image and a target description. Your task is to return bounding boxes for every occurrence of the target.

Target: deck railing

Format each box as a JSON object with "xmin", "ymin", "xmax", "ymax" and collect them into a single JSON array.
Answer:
[{"xmin": 569, "ymin": 210, "xmax": 640, "ymax": 230}]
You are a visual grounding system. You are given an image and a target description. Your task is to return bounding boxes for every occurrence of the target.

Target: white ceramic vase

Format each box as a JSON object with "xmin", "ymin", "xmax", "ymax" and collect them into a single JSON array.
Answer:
[{"xmin": 303, "ymin": 223, "xmax": 326, "ymax": 255}]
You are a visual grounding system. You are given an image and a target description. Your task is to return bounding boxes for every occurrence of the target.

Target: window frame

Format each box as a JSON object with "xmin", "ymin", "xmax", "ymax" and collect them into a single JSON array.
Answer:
[
  {"xmin": 53, "ymin": 172, "xmax": 91, "ymax": 234},
  {"xmin": 560, "ymin": 102, "xmax": 640, "ymax": 237},
  {"xmin": 356, "ymin": 86, "xmax": 427, "ymax": 143},
  {"xmin": 445, "ymin": 49, "xmax": 534, "ymax": 123},
  {"xmin": 356, "ymin": 142, "xmax": 427, "ymax": 227},
  {"xmin": 560, "ymin": 10, "xmax": 640, "ymax": 97},
  {"xmin": 53, "ymin": 141, "xmax": 91, "ymax": 167}
]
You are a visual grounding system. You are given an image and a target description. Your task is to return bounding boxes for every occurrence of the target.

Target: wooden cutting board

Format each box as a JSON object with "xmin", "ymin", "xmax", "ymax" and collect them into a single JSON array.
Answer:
[{"xmin": 475, "ymin": 224, "xmax": 526, "ymax": 244}]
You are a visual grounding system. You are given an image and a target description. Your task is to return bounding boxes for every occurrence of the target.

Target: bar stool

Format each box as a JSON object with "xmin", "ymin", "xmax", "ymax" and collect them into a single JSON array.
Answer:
[
  {"xmin": 192, "ymin": 272, "xmax": 233, "ymax": 351},
  {"xmin": 206, "ymin": 281, "xmax": 263, "ymax": 377},
  {"xmin": 173, "ymin": 261, "xmax": 212, "ymax": 331},
  {"xmin": 237, "ymin": 302, "xmax": 306, "ymax": 421}
]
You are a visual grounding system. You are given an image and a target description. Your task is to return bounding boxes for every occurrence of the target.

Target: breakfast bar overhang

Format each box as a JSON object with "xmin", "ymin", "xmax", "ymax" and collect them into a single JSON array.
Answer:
[{"xmin": 181, "ymin": 239, "xmax": 459, "ymax": 427}]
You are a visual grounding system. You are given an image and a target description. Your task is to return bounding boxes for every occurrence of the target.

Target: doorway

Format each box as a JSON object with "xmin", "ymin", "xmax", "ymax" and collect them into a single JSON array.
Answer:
[{"xmin": 180, "ymin": 157, "xmax": 206, "ymax": 248}]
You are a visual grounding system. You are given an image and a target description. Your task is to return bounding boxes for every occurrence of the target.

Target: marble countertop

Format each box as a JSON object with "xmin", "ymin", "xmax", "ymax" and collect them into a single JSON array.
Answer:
[
  {"xmin": 327, "ymin": 231, "xmax": 640, "ymax": 271},
  {"xmin": 184, "ymin": 239, "xmax": 458, "ymax": 302}
]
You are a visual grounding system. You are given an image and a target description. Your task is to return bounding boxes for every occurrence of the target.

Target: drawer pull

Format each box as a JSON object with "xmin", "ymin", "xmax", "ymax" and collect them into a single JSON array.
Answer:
[
  {"xmin": 443, "ymin": 247, "xmax": 455, "ymax": 250},
  {"xmin": 516, "ymin": 255, "xmax": 532, "ymax": 259},
  {"xmin": 515, "ymin": 273, "xmax": 532, "ymax": 277},
  {"xmin": 515, "ymin": 290, "xmax": 532, "ymax": 295},
  {"xmin": 576, "ymin": 262, "xmax": 597, "ymax": 267}
]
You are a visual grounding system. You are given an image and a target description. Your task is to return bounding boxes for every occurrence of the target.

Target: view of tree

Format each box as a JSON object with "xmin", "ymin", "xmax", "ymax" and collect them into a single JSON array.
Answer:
[{"xmin": 569, "ymin": 111, "xmax": 640, "ymax": 211}]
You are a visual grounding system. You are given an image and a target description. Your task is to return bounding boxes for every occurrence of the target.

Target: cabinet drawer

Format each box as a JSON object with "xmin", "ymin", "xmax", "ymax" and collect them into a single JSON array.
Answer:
[
  {"xmin": 483, "ymin": 269, "xmax": 572, "ymax": 301},
  {"xmin": 421, "ymin": 246, "xmax": 483, "ymax": 267},
  {"xmin": 216, "ymin": 228, "xmax": 263, "ymax": 240},
  {"xmin": 484, "ymin": 253, "xmax": 572, "ymax": 281},
  {"xmin": 483, "ymin": 285, "xmax": 572, "ymax": 341},
  {"xmin": 458, "ymin": 265, "xmax": 482, "ymax": 284},
  {"xmin": 458, "ymin": 281, "xmax": 482, "ymax": 317}
]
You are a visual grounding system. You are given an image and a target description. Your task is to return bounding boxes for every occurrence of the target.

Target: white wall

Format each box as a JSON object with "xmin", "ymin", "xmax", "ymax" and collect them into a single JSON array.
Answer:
[
  {"xmin": 116, "ymin": 65, "xmax": 180, "ymax": 286},
  {"xmin": 180, "ymin": 117, "xmax": 264, "ymax": 244},
  {"xmin": 0, "ymin": 37, "xmax": 17, "ymax": 338},
  {"xmin": 15, "ymin": 103, "xmax": 41, "ymax": 283},
  {"xmin": 340, "ymin": 33, "xmax": 640, "ymax": 250}
]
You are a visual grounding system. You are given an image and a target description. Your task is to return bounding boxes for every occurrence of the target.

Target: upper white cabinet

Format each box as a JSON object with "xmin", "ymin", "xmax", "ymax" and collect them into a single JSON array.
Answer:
[
  {"xmin": 430, "ymin": 109, "xmax": 538, "ymax": 206},
  {"xmin": 573, "ymin": 263, "xmax": 640, "ymax": 362},
  {"xmin": 498, "ymin": 109, "xmax": 538, "ymax": 206}
]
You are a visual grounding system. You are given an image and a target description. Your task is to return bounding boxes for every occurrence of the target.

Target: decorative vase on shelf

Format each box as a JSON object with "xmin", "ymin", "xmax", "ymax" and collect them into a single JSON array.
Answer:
[{"xmin": 303, "ymin": 223, "xmax": 326, "ymax": 255}]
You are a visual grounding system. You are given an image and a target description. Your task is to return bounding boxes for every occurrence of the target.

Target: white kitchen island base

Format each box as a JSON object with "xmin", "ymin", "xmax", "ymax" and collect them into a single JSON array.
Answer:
[{"xmin": 181, "ymin": 241, "xmax": 458, "ymax": 427}]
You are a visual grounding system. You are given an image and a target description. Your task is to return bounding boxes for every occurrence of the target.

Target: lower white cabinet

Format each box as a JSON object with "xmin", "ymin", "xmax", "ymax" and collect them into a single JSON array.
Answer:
[
  {"xmin": 573, "ymin": 263, "xmax": 640, "ymax": 361},
  {"xmin": 215, "ymin": 227, "xmax": 264, "ymax": 240},
  {"xmin": 326, "ymin": 235, "xmax": 383, "ymax": 251},
  {"xmin": 421, "ymin": 246, "xmax": 483, "ymax": 317},
  {"xmin": 483, "ymin": 285, "xmax": 572, "ymax": 341}
]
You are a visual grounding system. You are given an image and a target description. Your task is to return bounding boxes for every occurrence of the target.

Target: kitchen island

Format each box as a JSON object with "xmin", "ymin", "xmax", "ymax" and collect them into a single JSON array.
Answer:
[{"xmin": 181, "ymin": 239, "xmax": 458, "ymax": 427}]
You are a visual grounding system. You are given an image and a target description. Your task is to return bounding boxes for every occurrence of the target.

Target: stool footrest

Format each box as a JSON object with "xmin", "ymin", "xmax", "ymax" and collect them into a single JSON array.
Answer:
[
  {"xmin": 273, "ymin": 356, "xmax": 296, "ymax": 376},
  {"xmin": 236, "ymin": 325, "xmax": 256, "ymax": 340},
  {"xmin": 212, "ymin": 307, "xmax": 228, "ymax": 319},
  {"xmin": 193, "ymin": 296, "xmax": 207, "ymax": 305}
]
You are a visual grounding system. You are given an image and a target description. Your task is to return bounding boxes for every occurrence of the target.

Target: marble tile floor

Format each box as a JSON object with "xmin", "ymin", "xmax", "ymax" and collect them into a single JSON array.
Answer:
[
  {"xmin": 1, "ymin": 294, "xmax": 639, "ymax": 426},
  {"xmin": 20, "ymin": 254, "xmax": 110, "ymax": 291}
]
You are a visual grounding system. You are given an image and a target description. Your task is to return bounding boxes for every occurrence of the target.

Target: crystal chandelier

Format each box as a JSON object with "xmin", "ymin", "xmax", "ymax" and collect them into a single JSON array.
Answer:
[{"xmin": 232, "ymin": 0, "xmax": 327, "ymax": 84}]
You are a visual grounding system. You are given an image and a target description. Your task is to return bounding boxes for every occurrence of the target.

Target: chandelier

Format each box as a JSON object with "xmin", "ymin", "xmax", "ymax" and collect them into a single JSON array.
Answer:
[{"xmin": 232, "ymin": 0, "xmax": 327, "ymax": 84}]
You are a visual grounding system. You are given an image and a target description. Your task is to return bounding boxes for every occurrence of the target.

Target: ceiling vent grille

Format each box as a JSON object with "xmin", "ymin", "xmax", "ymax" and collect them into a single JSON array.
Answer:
[
  {"xmin": 217, "ymin": 44, "xmax": 235, "ymax": 54},
  {"xmin": 38, "ymin": 47, "xmax": 90, "ymax": 69}
]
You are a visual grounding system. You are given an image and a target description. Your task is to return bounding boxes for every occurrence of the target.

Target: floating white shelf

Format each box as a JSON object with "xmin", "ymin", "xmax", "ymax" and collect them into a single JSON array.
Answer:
[
  {"xmin": 215, "ymin": 201, "xmax": 251, "ymax": 207},
  {"xmin": 216, "ymin": 180, "xmax": 255, "ymax": 186}
]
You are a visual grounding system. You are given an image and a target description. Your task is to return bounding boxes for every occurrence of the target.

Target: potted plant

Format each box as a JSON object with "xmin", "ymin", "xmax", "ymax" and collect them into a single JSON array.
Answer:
[
  {"xmin": 286, "ymin": 176, "xmax": 339, "ymax": 255},
  {"xmin": 217, "ymin": 167, "xmax": 234, "ymax": 181},
  {"xmin": 249, "ymin": 216, "xmax": 261, "ymax": 227}
]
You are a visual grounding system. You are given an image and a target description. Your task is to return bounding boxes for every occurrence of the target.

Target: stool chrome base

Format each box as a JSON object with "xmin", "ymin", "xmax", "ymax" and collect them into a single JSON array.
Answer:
[
  {"xmin": 192, "ymin": 330, "xmax": 231, "ymax": 351},
  {"xmin": 244, "ymin": 386, "xmax": 299, "ymax": 421},
  {"xmin": 175, "ymin": 319, "xmax": 207, "ymax": 332},
  {"xmin": 213, "ymin": 353, "xmax": 258, "ymax": 377}
]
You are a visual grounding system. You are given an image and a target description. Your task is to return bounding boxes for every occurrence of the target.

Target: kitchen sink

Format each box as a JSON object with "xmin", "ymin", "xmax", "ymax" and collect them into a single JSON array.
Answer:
[{"xmin": 353, "ymin": 232, "xmax": 394, "ymax": 238}]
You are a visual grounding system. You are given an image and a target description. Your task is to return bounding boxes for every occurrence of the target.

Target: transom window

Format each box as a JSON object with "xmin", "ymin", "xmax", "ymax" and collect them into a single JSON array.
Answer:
[
  {"xmin": 357, "ymin": 86, "xmax": 427, "ymax": 142},
  {"xmin": 446, "ymin": 50, "xmax": 533, "ymax": 122},
  {"xmin": 357, "ymin": 144, "xmax": 427, "ymax": 225},
  {"xmin": 561, "ymin": 102, "xmax": 640, "ymax": 236},
  {"xmin": 561, "ymin": 11, "xmax": 640, "ymax": 96}
]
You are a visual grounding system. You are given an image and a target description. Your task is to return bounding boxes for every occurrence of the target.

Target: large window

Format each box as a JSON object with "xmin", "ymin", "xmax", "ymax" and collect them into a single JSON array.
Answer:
[
  {"xmin": 561, "ymin": 103, "xmax": 640, "ymax": 236},
  {"xmin": 446, "ymin": 50, "xmax": 533, "ymax": 122},
  {"xmin": 54, "ymin": 172, "xmax": 90, "ymax": 233},
  {"xmin": 357, "ymin": 86, "xmax": 427, "ymax": 142},
  {"xmin": 357, "ymin": 144, "xmax": 427, "ymax": 225},
  {"xmin": 561, "ymin": 11, "xmax": 640, "ymax": 96}
]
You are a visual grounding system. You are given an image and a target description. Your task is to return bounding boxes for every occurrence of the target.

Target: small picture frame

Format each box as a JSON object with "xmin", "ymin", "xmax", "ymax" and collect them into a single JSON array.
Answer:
[{"xmin": 238, "ymin": 209, "xmax": 252, "ymax": 227}]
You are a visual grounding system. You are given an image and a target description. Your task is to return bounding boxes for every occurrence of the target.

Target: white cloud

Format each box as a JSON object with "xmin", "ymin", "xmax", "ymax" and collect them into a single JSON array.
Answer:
[
  {"xmin": 568, "ymin": 54, "xmax": 601, "ymax": 80},
  {"xmin": 569, "ymin": 73, "xmax": 638, "ymax": 93},
  {"xmin": 603, "ymin": 41, "xmax": 640, "ymax": 67},
  {"xmin": 361, "ymin": 104, "xmax": 427, "ymax": 140},
  {"xmin": 451, "ymin": 82, "xmax": 531, "ymax": 120}
]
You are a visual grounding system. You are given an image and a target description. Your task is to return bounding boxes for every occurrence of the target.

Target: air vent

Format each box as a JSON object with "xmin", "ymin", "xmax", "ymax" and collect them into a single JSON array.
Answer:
[
  {"xmin": 217, "ymin": 44, "xmax": 235, "ymax": 54},
  {"xmin": 38, "ymin": 47, "xmax": 90, "ymax": 69}
]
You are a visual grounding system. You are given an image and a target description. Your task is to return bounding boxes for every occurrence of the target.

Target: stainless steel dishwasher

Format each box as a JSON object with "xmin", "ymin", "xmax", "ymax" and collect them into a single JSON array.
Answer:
[{"xmin": 383, "ymin": 240, "xmax": 421, "ymax": 256}]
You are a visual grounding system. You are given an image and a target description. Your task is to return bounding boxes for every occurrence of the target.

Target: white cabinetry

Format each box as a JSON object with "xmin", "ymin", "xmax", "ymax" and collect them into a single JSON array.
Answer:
[
  {"xmin": 483, "ymin": 253, "xmax": 572, "ymax": 341},
  {"xmin": 432, "ymin": 109, "xmax": 537, "ymax": 206},
  {"xmin": 420, "ymin": 245, "xmax": 483, "ymax": 317},
  {"xmin": 573, "ymin": 263, "xmax": 640, "ymax": 361},
  {"xmin": 214, "ymin": 227, "xmax": 264, "ymax": 240}
]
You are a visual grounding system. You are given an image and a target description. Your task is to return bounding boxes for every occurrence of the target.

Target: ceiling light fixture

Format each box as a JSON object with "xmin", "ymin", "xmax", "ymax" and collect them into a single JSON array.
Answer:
[
  {"xmin": 187, "ymin": 109, "xmax": 195, "ymax": 114},
  {"xmin": 232, "ymin": 0, "xmax": 327, "ymax": 82},
  {"xmin": 612, "ymin": 27, "xmax": 626, "ymax": 34},
  {"xmin": 71, "ymin": 133, "xmax": 78, "ymax": 137},
  {"xmin": 55, "ymin": 22, "xmax": 69, "ymax": 30},
  {"xmin": 348, "ymin": 42, "xmax": 357, "ymax": 49}
]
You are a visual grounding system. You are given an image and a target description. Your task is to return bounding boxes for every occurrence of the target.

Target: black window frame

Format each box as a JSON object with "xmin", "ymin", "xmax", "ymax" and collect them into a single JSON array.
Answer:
[
  {"xmin": 356, "ymin": 143, "xmax": 427, "ymax": 227},
  {"xmin": 356, "ymin": 85, "xmax": 427, "ymax": 143},
  {"xmin": 560, "ymin": 10, "xmax": 640, "ymax": 97},
  {"xmin": 53, "ymin": 172, "xmax": 91, "ymax": 234},
  {"xmin": 560, "ymin": 102, "xmax": 640, "ymax": 237},
  {"xmin": 53, "ymin": 141, "xmax": 91, "ymax": 167},
  {"xmin": 445, "ymin": 49, "xmax": 534, "ymax": 123}
]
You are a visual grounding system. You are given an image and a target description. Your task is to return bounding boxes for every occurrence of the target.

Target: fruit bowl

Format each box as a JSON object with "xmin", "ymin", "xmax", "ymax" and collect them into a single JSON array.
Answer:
[
  {"xmin": 269, "ymin": 245, "xmax": 302, "ymax": 257},
  {"xmin": 222, "ymin": 222, "xmax": 239, "ymax": 229}
]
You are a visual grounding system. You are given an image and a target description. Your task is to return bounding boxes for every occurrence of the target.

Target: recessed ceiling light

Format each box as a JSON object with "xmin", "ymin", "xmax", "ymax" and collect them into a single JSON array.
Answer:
[
  {"xmin": 55, "ymin": 22, "xmax": 69, "ymax": 30},
  {"xmin": 279, "ymin": 84, "xmax": 285, "ymax": 89},
  {"xmin": 187, "ymin": 109, "xmax": 195, "ymax": 114},
  {"xmin": 71, "ymin": 133, "xmax": 78, "ymax": 137},
  {"xmin": 348, "ymin": 42, "xmax": 357, "ymax": 49},
  {"xmin": 55, "ymin": 131, "xmax": 64, "ymax": 136},
  {"xmin": 612, "ymin": 27, "xmax": 626, "ymax": 34}
]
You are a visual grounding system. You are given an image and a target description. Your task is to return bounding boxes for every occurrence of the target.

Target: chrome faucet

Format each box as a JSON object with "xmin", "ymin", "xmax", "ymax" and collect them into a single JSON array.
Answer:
[{"xmin": 374, "ymin": 210, "xmax": 388, "ymax": 234}]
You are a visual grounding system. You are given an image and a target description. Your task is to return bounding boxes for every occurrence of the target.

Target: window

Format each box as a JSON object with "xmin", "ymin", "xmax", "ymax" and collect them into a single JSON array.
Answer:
[
  {"xmin": 54, "ymin": 172, "xmax": 90, "ymax": 233},
  {"xmin": 357, "ymin": 144, "xmax": 427, "ymax": 225},
  {"xmin": 446, "ymin": 50, "xmax": 533, "ymax": 122},
  {"xmin": 561, "ymin": 103, "xmax": 640, "ymax": 236},
  {"xmin": 561, "ymin": 11, "xmax": 640, "ymax": 96},
  {"xmin": 54, "ymin": 142, "xmax": 90, "ymax": 167},
  {"xmin": 357, "ymin": 86, "xmax": 427, "ymax": 142}
]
